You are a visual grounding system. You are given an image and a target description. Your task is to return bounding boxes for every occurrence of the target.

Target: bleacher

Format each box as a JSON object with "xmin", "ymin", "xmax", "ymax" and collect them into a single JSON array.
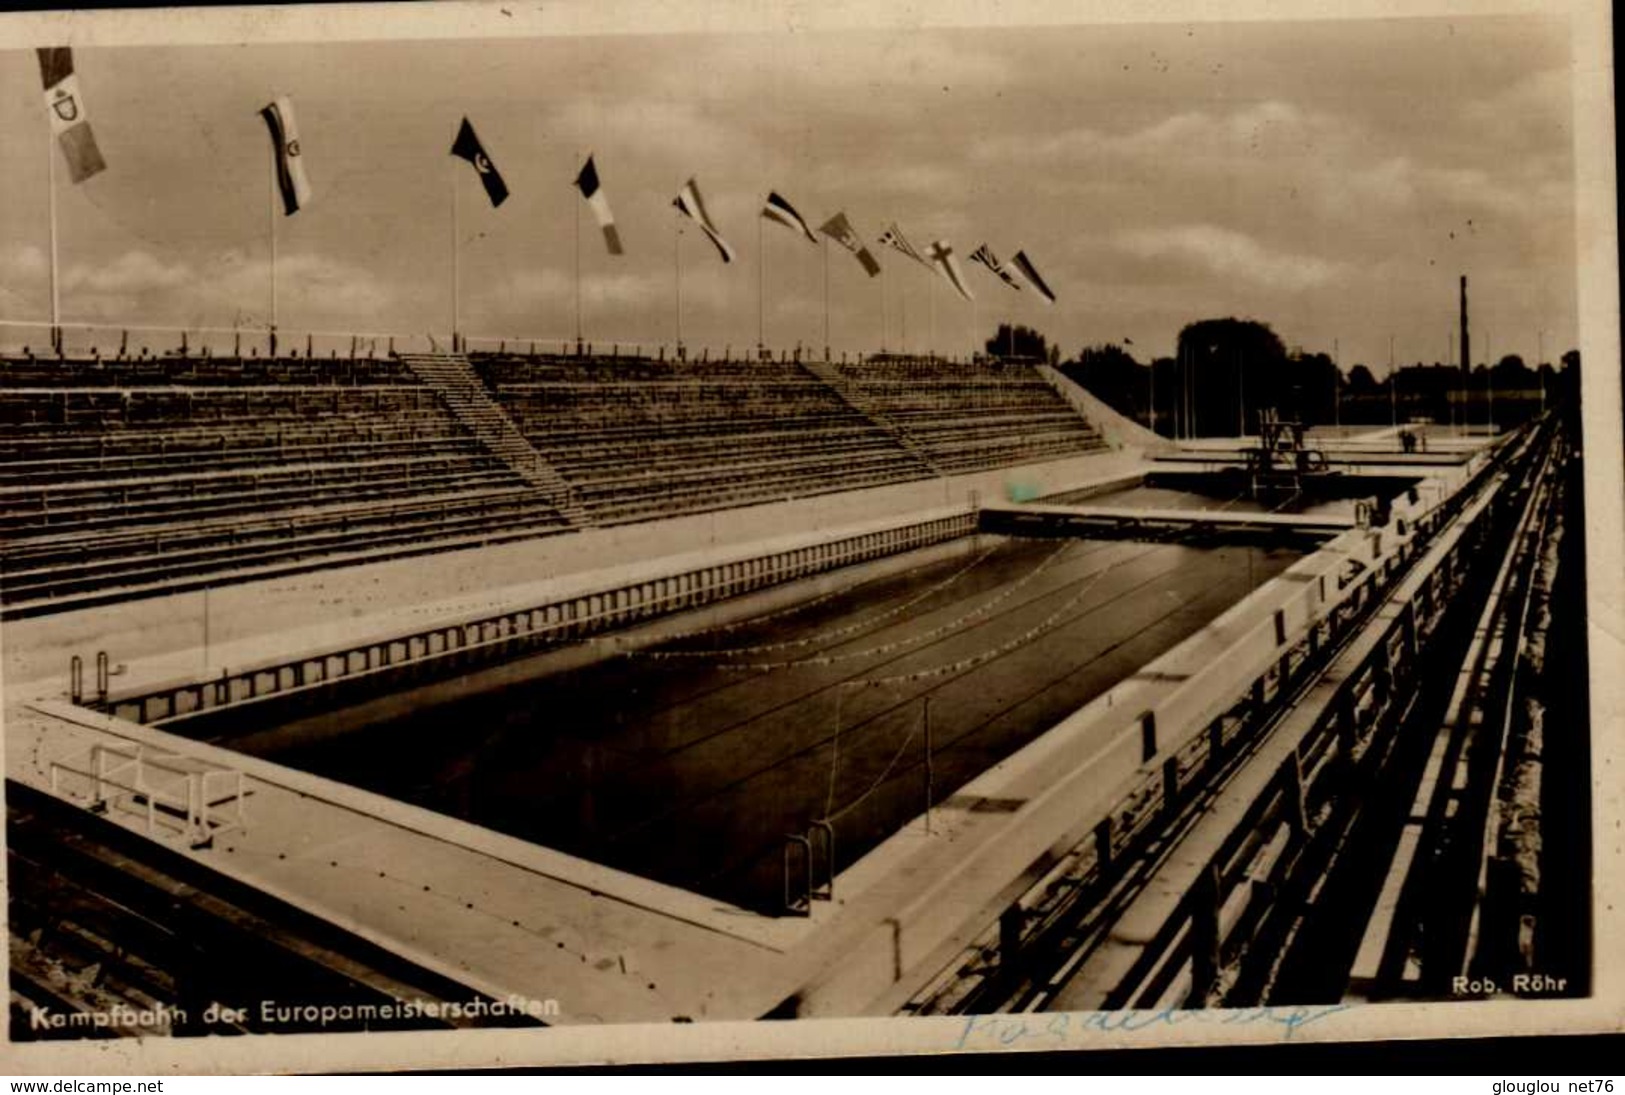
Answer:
[
  {"xmin": 0, "ymin": 355, "xmax": 572, "ymax": 609},
  {"xmin": 0, "ymin": 345, "xmax": 1112, "ymax": 612},
  {"xmin": 832, "ymin": 357, "xmax": 1108, "ymax": 473},
  {"xmin": 475, "ymin": 354, "xmax": 935, "ymax": 526}
]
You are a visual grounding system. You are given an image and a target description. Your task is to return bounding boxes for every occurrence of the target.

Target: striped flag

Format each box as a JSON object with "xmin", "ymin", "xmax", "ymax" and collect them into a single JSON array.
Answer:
[
  {"xmin": 673, "ymin": 178, "xmax": 734, "ymax": 263},
  {"xmin": 37, "ymin": 48, "xmax": 106, "ymax": 184},
  {"xmin": 969, "ymin": 244, "xmax": 1023, "ymax": 291},
  {"xmin": 450, "ymin": 118, "xmax": 508, "ymax": 207},
  {"xmin": 817, "ymin": 212, "xmax": 880, "ymax": 276},
  {"xmin": 1010, "ymin": 250, "xmax": 1057, "ymax": 304},
  {"xmin": 926, "ymin": 240, "xmax": 975, "ymax": 303},
  {"xmin": 878, "ymin": 223, "xmax": 929, "ymax": 267},
  {"xmin": 574, "ymin": 155, "xmax": 622, "ymax": 255},
  {"xmin": 260, "ymin": 97, "xmax": 312, "ymax": 215},
  {"xmin": 762, "ymin": 191, "xmax": 818, "ymax": 244}
]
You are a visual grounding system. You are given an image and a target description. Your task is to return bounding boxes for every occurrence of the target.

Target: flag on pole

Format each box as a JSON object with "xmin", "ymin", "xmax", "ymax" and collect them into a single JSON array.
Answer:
[
  {"xmin": 259, "ymin": 96, "xmax": 312, "ymax": 215},
  {"xmin": 819, "ymin": 213, "xmax": 881, "ymax": 276},
  {"xmin": 927, "ymin": 240, "xmax": 975, "ymax": 303},
  {"xmin": 878, "ymin": 223, "xmax": 929, "ymax": 267},
  {"xmin": 969, "ymin": 244, "xmax": 1023, "ymax": 291},
  {"xmin": 574, "ymin": 155, "xmax": 622, "ymax": 255},
  {"xmin": 762, "ymin": 191, "xmax": 818, "ymax": 244},
  {"xmin": 673, "ymin": 178, "xmax": 734, "ymax": 263},
  {"xmin": 450, "ymin": 117, "xmax": 508, "ymax": 207},
  {"xmin": 1009, "ymin": 250, "xmax": 1057, "ymax": 304},
  {"xmin": 37, "ymin": 48, "xmax": 106, "ymax": 184}
]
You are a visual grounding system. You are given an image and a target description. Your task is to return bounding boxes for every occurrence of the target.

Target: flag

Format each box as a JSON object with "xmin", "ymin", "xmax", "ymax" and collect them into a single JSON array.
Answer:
[
  {"xmin": 259, "ymin": 97, "xmax": 312, "ymax": 216},
  {"xmin": 927, "ymin": 240, "xmax": 975, "ymax": 303},
  {"xmin": 1010, "ymin": 250, "xmax": 1057, "ymax": 304},
  {"xmin": 450, "ymin": 117, "xmax": 508, "ymax": 207},
  {"xmin": 969, "ymin": 244, "xmax": 1023, "ymax": 291},
  {"xmin": 818, "ymin": 212, "xmax": 880, "ymax": 276},
  {"xmin": 574, "ymin": 155, "xmax": 622, "ymax": 255},
  {"xmin": 673, "ymin": 178, "xmax": 734, "ymax": 263},
  {"xmin": 762, "ymin": 191, "xmax": 818, "ymax": 244},
  {"xmin": 37, "ymin": 48, "xmax": 106, "ymax": 184},
  {"xmin": 878, "ymin": 223, "xmax": 929, "ymax": 267}
]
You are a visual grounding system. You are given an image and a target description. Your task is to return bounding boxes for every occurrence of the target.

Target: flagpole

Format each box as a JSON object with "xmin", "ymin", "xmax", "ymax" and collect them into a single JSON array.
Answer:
[
  {"xmin": 268, "ymin": 131, "xmax": 279, "ymax": 358},
  {"xmin": 1148, "ymin": 357, "xmax": 1156, "ymax": 436},
  {"xmin": 1389, "ymin": 334, "xmax": 1397, "ymax": 427},
  {"xmin": 928, "ymin": 272, "xmax": 936, "ymax": 361},
  {"xmin": 46, "ymin": 118, "xmax": 59, "ymax": 354},
  {"xmin": 674, "ymin": 214, "xmax": 683, "ymax": 356},
  {"xmin": 1236, "ymin": 346, "xmax": 1244, "ymax": 437},
  {"xmin": 1448, "ymin": 329, "xmax": 1456, "ymax": 431},
  {"xmin": 821, "ymin": 236, "xmax": 830, "ymax": 360},
  {"xmin": 880, "ymin": 262, "xmax": 889, "ymax": 354},
  {"xmin": 900, "ymin": 278, "xmax": 907, "ymax": 356},
  {"xmin": 574, "ymin": 151, "xmax": 583, "ymax": 351},
  {"xmin": 450, "ymin": 154, "xmax": 460, "ymax": 353}
]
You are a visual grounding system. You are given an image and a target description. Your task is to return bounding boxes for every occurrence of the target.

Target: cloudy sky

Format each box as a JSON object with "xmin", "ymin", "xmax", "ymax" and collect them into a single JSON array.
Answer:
[{"xmin": 0, "ymin": 8, "xmax": 1578, "ymax": 369}]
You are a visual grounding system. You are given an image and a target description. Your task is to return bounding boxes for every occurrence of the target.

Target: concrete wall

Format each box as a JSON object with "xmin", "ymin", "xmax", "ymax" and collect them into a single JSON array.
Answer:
[{"xmin": 1038, "ymin": 364, "xmax": 1172, "ymax": 454}]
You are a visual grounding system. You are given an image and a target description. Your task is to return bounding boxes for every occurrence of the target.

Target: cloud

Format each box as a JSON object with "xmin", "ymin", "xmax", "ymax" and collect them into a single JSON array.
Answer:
[
  {"xmin": 1113, "ymin": 225, "xmax": 1346, "ymax": 290},
  {"xmin": 63, "ymin": 250, "xmax": 193, "ymax": 295},
  {"xmin": 43, "ymin": 247, "xmax": 395, "ymax": 330}
]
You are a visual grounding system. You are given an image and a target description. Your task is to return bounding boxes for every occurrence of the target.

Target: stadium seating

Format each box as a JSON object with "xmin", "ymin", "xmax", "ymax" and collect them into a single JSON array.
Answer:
[
  {"xmin": 475, "ymin": 355, "xmax": 935, "ymax": 526},
  {"xmin": 0, "ymin": 357, "xmax": 571, "ymax": 608},
  {"xmin": 829, "ymin": 357, "xmax": 1108, "ymax": 473},
  {"xmin": 0, "ymin": 350, "xmax": 1110, "ymax": 609}
]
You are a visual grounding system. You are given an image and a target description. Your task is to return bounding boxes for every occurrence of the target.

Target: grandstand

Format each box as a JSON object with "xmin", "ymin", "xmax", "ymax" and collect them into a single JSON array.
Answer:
[
  {"xmin": 0, "ymin": 348, "xmax": 1110, "ymax": 612},
  {"xmin": 0, "ymin": 352, "xmax": 573, "ymax": 613}
]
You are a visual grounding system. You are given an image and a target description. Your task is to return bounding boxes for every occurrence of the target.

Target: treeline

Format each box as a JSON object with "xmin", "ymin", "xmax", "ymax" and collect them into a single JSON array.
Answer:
[{"xmin": 998, "ymin": 317, "xmax": 1582, "ymax": 438}]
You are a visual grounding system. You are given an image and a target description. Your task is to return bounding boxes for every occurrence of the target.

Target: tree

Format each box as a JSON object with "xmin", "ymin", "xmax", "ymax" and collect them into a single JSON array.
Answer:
[
  {"xmin": 985, "ymin": 323, "xmax": 1049, "ymax": 363},
  {"xmin": 1173, "ymin": 318, "xmax": 1290, "ymax": 437},
  {"xmin": 1063, "ymin": 343, "xmax": 1146, "ymax": 423},
  {"xmin": 1347, "ymin": 364, "xmax": 1378, "ymax": 392}
]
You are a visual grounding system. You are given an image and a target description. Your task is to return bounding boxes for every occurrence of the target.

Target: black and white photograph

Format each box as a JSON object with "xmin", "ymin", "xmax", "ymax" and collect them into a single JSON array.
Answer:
[{"xmin": 1, "ymin": 0, "xmax": 1619, "ymax": 1073}]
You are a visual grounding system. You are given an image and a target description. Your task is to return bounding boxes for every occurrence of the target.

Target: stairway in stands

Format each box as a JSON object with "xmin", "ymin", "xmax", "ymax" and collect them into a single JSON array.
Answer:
[
  {"xmin": 799, "ymin": 360, "xmax": 941, "ymax": 475},
  {"xmin": 398, "ymin": 353, "xmax": 590, "ymax": 526}
]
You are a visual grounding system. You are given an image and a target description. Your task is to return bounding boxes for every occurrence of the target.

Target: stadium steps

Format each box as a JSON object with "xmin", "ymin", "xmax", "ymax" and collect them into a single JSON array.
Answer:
[
  {"xmin": 397, "ymin": 353, "xmax": 590, "ymax": 526},
  {"xmin": 799, "ymin": 360, "xmax": 942, "ymax": 475},
  {"xmin": 6, "ymin": 780, "xmax": 540, "ymax": 1037}
]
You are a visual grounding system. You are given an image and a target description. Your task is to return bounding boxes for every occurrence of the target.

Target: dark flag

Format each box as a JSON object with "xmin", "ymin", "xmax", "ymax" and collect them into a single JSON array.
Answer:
[
  {"xmin": 37, "ymin": 48, "xmax": 106, "ymax": 184},
  {"xmin": 969, "ymin": 243, "xmax": 1024, "ymax": 291},
  {"xmin": 1010, "ymin": 250, "xmax": 1057, "ymax": 304},
  {"xmin": 450, "ymin": 117, "xmax": 508, "ymax": 207},
  {"xmin": 819, "ymin": 212, "xmax": 881, "ymax": 276},
  {"xmin": 574, "ymin": 155, "xmax": 622, "ymax": 255},
  {"xmin": 260, "ymin": 96, "xmax": 312, "ymax": 215},
  {"xmin": 762, "ymin": 191, "xmax": 818, "ymax": 243}
]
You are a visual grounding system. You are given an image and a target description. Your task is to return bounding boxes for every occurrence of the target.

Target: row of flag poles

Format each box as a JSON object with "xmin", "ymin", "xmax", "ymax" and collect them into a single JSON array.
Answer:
[{"xmin": 33, "ymin": 48, "xmax": 1059, "ymax": 357}]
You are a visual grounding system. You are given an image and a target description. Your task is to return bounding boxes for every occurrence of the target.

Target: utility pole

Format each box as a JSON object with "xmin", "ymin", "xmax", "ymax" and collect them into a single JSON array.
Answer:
[
  {"xmin": 1332, "ymin": 337, "xmax": 1340, "ymax": 430},
  {"xmin": 1389, "ymin": 334, "xmax": 1398, "ymax": 428},
  {"xmin": 1538, "ymin": 329, "xmax": 1546, "ymax": 414}
]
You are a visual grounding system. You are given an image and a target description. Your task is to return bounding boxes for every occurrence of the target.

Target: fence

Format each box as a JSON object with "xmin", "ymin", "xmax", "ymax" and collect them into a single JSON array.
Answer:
[
  {"xmin": 1, "ymin": 320, "xmax": 989, "ymax": 369},
  {"xmin": 79, "ymin": 509, "xmax": 978, "ymax": 728}
]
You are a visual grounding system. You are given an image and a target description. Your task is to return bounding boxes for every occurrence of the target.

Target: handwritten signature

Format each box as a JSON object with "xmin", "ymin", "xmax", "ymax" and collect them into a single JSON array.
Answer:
[{"xmin": 954, "ymin": 1004, "xmax": 1353, "ymax": 1050}]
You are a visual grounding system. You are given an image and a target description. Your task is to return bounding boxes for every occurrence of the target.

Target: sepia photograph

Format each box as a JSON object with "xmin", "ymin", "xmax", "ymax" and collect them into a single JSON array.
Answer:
[{"xmin": 1, "ymin": 0, "xmax": 1619, "ymax": 1073}]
